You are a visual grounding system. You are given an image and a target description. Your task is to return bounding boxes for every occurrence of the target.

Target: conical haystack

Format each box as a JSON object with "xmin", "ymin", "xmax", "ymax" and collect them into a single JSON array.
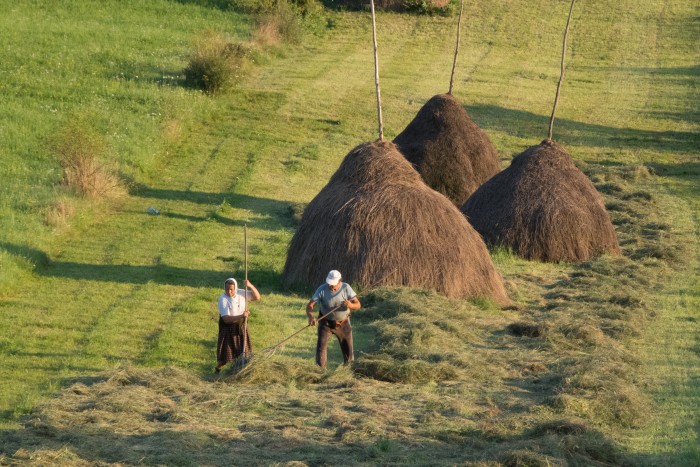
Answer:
[
  {"xmin": 283, "ymin": 140, "xmax": 510, "ymax": 305},
  {"xmin": 393, "ymin": 93, "xmax": 500, "ymax": 207},
  {"xmin": 461, "ymin": 140, "xmax": 620, "ymax": 263}
]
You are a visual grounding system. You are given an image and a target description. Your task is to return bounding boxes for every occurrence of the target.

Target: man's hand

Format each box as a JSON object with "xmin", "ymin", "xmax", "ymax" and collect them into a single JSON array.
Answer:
[{"xmin": 306, "ymin": 300, "xmax": 317, "ymax": 326}]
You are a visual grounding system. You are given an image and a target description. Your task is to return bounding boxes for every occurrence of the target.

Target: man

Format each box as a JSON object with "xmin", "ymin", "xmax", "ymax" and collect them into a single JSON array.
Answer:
[
  {"xmin": 216, "ymin": 277, "xmax": 261, "ymax": 373},
  {"xmin": 306, "ymin": 270, "xmax": 361, "ymax": 369}
]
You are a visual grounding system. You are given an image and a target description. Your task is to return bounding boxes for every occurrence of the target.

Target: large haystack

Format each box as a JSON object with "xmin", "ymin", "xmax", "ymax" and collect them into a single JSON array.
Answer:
[
  {"xmin": 283, "ymin": 140, "xmax": 509, "ymax": 305},
  {"xmin": 393, "ymin": 93, "xmax": 500, "ymax": 207},
  {"xmin": 461, "ymin": 140, "xmax": 620, "ymax": 263}
]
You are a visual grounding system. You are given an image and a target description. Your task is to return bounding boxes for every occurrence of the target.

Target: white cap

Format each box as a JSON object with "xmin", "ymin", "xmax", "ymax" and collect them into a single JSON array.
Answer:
[
  {"xmin": 225, "ymin": 278, "xmax": 237, "ymax": 290},
  {"xmin": 326, "ymin": 270, "xmax": 341, "ymax": 286}
]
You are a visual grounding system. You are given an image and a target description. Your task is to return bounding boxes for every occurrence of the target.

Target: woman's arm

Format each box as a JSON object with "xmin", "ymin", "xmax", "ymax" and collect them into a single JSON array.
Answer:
[{"xmin": 243, "ymin": 280, "xmax": 261, "ymax": 301}]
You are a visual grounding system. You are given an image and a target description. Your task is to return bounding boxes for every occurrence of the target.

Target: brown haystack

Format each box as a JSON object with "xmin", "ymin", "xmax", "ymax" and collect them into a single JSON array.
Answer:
[
  {"xmin": 461, "ymin": 140, "xmax": 620, "ymax": 263},
  {"xmin": 393, "ymin": 93, "xmax": 500, "ymax": 207},
  {"xmin": 283, "ymin": 140, "xmax": 510, "ymax": 305}
]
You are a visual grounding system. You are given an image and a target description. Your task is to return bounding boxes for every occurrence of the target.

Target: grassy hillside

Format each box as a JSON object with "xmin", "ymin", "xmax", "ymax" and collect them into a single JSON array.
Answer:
[{"xmin": 0, "ymin": 0, "xmax": 698, "ymax": 465}]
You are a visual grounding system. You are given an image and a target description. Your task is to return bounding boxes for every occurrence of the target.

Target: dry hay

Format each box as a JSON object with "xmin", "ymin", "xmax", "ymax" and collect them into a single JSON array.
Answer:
[
  {"xmin": 353, "ymin": 354, "xmax": 459, "ymax": 384},
  {"xmin": 282, "ymin": 140, "xmax": 510, "ymax": 305},
  {"xmin": 226, "ymin": 357, "xmax": 325, "ymax": 386},
  {"xmin": 462, "ymin": 140, "xmax": 620, "ymax": 263},
  {"xmin": 507, "ymin": 320, "xmax": 549, "ymax": 338},
  {"xmin": 352, "ymin": 287, "xmax": 510, "ymax": 384},
  {"xmin": 529, "ymin": 418, "xmax": 590, "ymax": 436},
  {"xmin": 393, "ymin": 93, "xmax": 501, "ymax": 207}
]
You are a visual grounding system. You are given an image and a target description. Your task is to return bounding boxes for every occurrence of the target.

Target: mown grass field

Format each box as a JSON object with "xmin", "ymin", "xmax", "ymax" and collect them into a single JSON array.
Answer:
[{"xmin": 0, "ymin": 0, "xmax": 698, "ymax": 465}]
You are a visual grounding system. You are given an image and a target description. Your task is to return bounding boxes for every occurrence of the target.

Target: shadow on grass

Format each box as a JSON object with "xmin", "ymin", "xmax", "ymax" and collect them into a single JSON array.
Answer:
[
  {"xmin": 131, "ymin": 185, "xmax": 299, "ymax": 230},
  {"xmin": 467, "ymin": 103, "xmax": 699, "ymax": 155},
  {"xmin": 157, "ymin": 210, "xmax": 256, "ymax": 229},
  {"xmin": 0, "ymin": 242, "xmax": 284, "ymax": 290},
  {"xmin": 646, "ymin": 160, "xmax": 700, "ymax": 186},
  {"xmin": 49, "ymin": 262, "xmax": 283, "ymax": 289},
  {"xmin": 170, "ymin": 0, "xmax": 232, "ymax": 11}
]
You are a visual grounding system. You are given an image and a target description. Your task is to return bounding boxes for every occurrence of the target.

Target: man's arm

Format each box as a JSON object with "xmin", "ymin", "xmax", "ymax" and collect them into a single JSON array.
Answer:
[
  {"xmin": 306, "ymin": 300, "xmax": 317, "ymax": 326},
  {"xmin": 344, "ymin": 296, "xmax": 361, "ymax": 311}
]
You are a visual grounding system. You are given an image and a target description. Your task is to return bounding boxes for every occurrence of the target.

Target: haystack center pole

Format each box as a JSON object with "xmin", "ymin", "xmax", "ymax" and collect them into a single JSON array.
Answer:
[
  {"xmin": 547, "ymin": 0, "xmax": 576, "ymax": 142},
  {"xmin": 370, "ymin": 0, "xmax": 384, "ymax": 141},
  {"xmin": 448, "ymin": 0, "xmax": 465, "ymax": 95}
]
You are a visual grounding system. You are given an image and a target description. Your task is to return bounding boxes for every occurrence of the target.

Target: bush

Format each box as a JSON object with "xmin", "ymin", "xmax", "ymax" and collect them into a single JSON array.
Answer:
[
  {"xmin": 253, "ymin": 0, "xmax": 324, "ymax": 44},
  {"xmin": 184, "ymin": 32, "xmax": 252, "ymax": 94},
  {"xmin": 322, "ymin": 0, "xmax": 453, "ymax": 15},
  {"xmin": 52, "ymin": 120, "xmax": 123, "ymax": 199}
]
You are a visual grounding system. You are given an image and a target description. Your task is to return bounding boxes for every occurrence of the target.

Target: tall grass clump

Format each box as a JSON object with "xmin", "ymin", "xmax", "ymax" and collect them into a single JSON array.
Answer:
[
  {"xmin": 184, "ymin": 31, "xmax": 252, "ymax": 94},
  {"xmin": 52, "ymin": 120, "xmax": 124, "ymax": 199},
  {"xmin": 254, "ymin": 1, "xmax": 301, "ymax": 45},
  {"xmin": 253, "ymin": 0, "xmax": 325, "ymax": 44},
  {"xmin": 43, "ymin": 198, "xmax": 76, "ymax": 228}
]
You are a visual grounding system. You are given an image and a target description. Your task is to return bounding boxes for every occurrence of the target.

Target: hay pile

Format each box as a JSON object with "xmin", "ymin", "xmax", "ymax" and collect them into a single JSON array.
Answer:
[
  {"xmin": 282, "ymin": 140, "xmax": 510, "ymax": 305},
  {"xmin": 461, "ymin": 140, "xmax": 620, "ymax": 262},
  {"xmin": 393, "ymin": 93, "xmax": 500, "ymax": 207}
]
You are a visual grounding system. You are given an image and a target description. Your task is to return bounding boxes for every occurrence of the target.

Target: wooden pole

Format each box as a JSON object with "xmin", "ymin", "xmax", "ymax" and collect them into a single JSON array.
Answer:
[
  {"xmin": 370, "ymin": 0, "xmax": 384, "ymax": 141},
  {"xmin": 448, "ymin": 0, "xmax": 465, "ymax": 95},
  {"xmin": 547, "ymin": 0, "xmax": 576, "ymax": 143},
  {"xmin": 242, "ymin": 224, "xmax": 249, "ymax": 362},
  {"xmin": 244, "ymin": 224, "xmax": 248, "ymax": 305}
]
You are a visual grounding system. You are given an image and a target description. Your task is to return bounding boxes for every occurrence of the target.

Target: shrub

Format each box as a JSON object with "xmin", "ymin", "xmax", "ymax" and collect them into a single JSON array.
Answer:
[
  {"xmin": 184, "ymin": 32, "xmax": 251, "ymax": 94},
  {"xmin": 52, "ymin": 121, "xmax": 123, "ymax": 199},
  {"xmin": 254, "ymin": 0, "xmax": 303, "ymax": 44},
  {"xmin": 322, "ymin": 0, "xmax": 452, "ymax": 15}
]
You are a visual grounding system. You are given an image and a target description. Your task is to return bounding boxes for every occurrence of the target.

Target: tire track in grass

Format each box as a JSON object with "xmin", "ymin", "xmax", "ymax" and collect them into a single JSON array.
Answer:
[
  {"xmin": 626, "ymin": 178, "xmax": 700, "ymax": 463},
  {"xmin": 623, "ymin": 1, "xmax": 700, "ymax": 461}
]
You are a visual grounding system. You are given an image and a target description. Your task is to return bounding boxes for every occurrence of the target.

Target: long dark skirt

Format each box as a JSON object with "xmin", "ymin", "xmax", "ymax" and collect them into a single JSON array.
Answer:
[{"xmin": 217, "ymin": 317, "xmax": 253, "ymax": 365}]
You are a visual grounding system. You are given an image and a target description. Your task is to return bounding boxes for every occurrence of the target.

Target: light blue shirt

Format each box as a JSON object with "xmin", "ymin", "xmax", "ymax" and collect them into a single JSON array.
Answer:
[{"xmin": 311, "ymin": 283, "xmax": 356, "ymax": 321}]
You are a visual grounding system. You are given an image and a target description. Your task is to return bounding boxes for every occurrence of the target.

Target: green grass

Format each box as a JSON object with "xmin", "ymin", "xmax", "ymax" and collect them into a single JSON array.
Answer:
[{"xmin": 0, "ymin": 0, "xmax": 698, "ymax": 464}]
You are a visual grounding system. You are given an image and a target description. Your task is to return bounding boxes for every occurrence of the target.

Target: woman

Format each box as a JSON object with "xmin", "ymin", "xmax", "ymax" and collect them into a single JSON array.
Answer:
[{"xmin": 216, "ymin": 277, "xmax": 261, "ymax": 373}]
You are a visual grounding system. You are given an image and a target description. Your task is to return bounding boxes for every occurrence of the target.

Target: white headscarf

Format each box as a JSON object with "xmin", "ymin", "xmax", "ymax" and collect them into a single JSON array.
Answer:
[{"xmin": 224, "ymin": 277, "xmax": 237, "ymax": 291}]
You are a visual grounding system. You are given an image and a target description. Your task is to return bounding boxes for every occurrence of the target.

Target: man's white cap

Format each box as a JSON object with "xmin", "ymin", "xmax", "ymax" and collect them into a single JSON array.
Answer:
[
  {"xmin": 225, "ymin": 277, "xmax": 237, "ymax": 290},
  {"xmin": 326, "ymin": 270, "xmax": 341, "ymax": 286}
]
